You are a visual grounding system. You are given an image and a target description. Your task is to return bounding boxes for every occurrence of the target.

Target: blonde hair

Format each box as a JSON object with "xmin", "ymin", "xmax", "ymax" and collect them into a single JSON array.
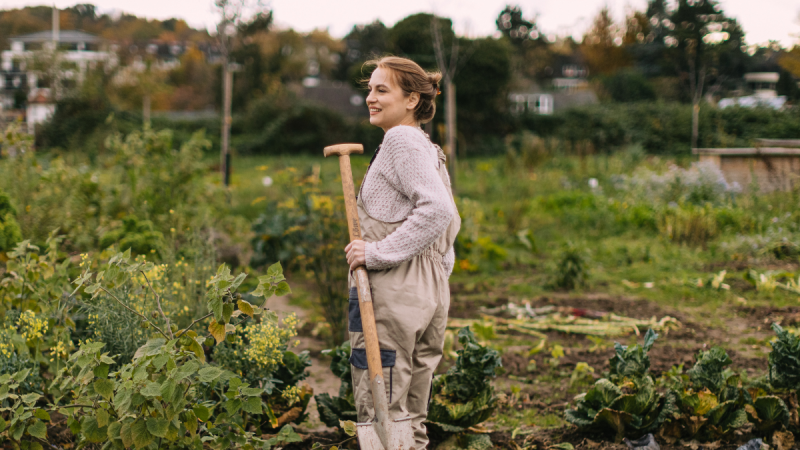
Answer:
[{"xmin": 363, "ymin": 56, "xmax": 442, "ymax": 124}]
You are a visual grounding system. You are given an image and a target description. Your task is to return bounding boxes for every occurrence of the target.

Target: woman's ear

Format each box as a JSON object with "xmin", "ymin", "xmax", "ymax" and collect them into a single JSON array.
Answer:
[{"xmin": 406, "ymin": 92, "xmax": 420, "ymax": 110}]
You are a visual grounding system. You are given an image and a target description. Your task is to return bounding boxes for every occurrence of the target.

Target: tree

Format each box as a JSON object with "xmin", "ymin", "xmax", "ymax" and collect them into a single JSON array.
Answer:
[
  {"xmin": 496, "ymin": 5, "xmax": 537, "ymax": 46},
  {"xmin": 780, "ymin": 47, "xmax": 800, "ymax": 78},
  {"xmin": 432, "ymin": 15, "xmax": 461, "ymax": 186},
  {"xmin": 389, "ymin": 13, "xmax": 453, "ymax": 69},
  {"xmin": 580, "ymin": 7, "xmax": 631, "ymax": 76},
  {"xmin": 664, "ymin": 0, "xmax": 746, "ymax": 149},
  {"xmin": 336, "ymin": 21, "xmax": 389, "ymax": 85},
  {"xmin": 213, "ymin": 0, "xmax": 271, "ymax": 185}
]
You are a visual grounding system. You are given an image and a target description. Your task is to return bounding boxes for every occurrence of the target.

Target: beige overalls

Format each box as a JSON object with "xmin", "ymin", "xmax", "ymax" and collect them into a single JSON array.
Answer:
[{"xmin": 348, "ymin": 145, "xmax": 460, "ymax": 449}]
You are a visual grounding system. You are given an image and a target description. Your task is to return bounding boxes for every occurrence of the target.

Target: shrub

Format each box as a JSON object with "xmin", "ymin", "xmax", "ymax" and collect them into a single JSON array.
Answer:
[
  {"xmin": 59, "ymin": 250, "xmax": 303, "ymax": 445},
  {"xmin": 552, "ymin": 242, "xmax": 589, "ymax": 290},
  {"xmin": 99, "ymin": 216, "xmax": 164, "ymax": 255},
  {"xmin": 601, "ymin": 70, "xmax": 657, "ymax": 103}
]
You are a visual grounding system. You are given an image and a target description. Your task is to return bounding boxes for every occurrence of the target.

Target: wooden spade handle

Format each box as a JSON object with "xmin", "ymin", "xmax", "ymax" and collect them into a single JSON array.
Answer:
[{"xmin": 324, "ymin": 145, "xmax": 388, "ymax": 421}]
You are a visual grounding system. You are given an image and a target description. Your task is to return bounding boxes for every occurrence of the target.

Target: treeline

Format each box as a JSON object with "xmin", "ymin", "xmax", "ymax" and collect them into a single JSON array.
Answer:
[{"xmin": 14, "ymin": 2, "xmax": 800, "ymax": 155}]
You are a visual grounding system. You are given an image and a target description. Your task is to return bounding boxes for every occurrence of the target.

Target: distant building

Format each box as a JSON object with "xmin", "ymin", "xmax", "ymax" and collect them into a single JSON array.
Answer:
[
  {"xmin": 508, "ymin": 63, "xmax": 597, "ymax": 115},
  {"xmin": 0, "ymin": 7, "xmax": 117, "ymax": 133},
  {"xmin": 719, "ymin": 72, "xmax": 787, "ymax": 110},
  {"xmin": 297, "ymin": 79, "xmax": 366, "ymax": 118}
]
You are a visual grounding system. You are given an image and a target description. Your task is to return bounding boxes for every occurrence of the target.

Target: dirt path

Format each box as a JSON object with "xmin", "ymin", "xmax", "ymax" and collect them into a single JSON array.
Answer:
[{"xmin": 266, "ymin": 293, "xmax": 341, "ymax": 433}]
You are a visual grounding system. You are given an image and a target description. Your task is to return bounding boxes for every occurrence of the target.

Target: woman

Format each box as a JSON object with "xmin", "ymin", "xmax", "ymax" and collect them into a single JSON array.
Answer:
[{"xmin": 344, "ymin": 56, "xmax": 460, "ymax": 449}]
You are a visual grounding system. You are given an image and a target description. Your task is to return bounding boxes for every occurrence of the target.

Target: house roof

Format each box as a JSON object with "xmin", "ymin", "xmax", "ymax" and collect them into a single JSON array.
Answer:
[{"xmin": 10, "ymin": 30, "xmax": 102, "ymax": 44}]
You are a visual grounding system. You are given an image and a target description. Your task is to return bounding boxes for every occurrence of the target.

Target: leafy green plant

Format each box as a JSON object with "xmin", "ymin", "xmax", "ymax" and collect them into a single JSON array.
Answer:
[
  {"xmin": 552, "ymin": 242, "xmax": 588, "ymax": 290},
  {"xmin": 52, "ymin": 339, "xmax": 273, "ymax": 449},
  {"xmin": 660, "ymin": 347, "xmax": 748, "ymax": 441},
  {"xmin": 566, "ymin": 329, "xmax": 676, "ymax": 443},
  {"xmin": 0, "ymin": 369, "xmax": 51, "ymax": 447},
  {"xmin": 768, "ymin": 323, "xmax": 800, "ymax": 391},
  {"xmin": 426, "ymin": 327, "xmax": 502, "ymax": 437},
  {"xmin": 746, "ymin": 394, "xmax": 790, "ymax": 435},
  {"xmin": 61, "ymin": 250, "xmax": 298, "ymax": 446},
  {"xmin": 314, "ymin": 341, "xmax": 357, "ymax": 428}
]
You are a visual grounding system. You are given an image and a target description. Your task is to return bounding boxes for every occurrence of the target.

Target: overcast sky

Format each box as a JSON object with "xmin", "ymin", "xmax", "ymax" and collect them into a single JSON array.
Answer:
[{"xmin": 1, "ymin": 0, "xmax": 798, "ymax": 48}]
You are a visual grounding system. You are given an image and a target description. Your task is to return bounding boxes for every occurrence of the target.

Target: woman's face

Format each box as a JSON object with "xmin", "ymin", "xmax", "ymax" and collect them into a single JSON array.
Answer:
[{"xmin": 366, "ymin": 67, "xmax": 419, "ymax": 132}]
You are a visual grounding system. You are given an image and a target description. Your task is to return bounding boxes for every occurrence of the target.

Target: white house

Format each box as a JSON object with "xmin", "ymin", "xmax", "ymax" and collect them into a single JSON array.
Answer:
[{"xmin": 719, "ymin": 72, "xmax": 787, "ymax": 110}]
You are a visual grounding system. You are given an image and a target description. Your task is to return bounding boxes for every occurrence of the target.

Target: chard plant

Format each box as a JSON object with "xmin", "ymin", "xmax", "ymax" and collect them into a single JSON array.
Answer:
[
  {"xmin": 426, "ymin": 327, "xmax": 502, "ymax": 438},
  {"xmin": 566, "ymin": 329, "xmax": 677, "ymax": 443},
  {"xmin": 747, "ymin": 323, "xmax": 800, "ymax": 435},
  {"xmin": 660, "ymin": 347, "xmax": 749, "ymax": 441}
]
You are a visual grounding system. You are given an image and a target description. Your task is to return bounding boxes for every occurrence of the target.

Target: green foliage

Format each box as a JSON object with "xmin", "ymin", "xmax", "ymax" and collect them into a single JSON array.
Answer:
[
  {"xmin": 523, "ymin": 103, "xmax": 800, "ymax": 155},
  {"xmin": 768, "ymin": 323, "xmax": 800, "ymax": 391},
  {"xmin": 63, "ymin": 252, "xmax": 301, "ymax": 445},
  {"xmin": 314, "ymin": 341, "xmax": 357, "ymax": 428},
  {"xmin": 601, "ymin": 70, "xmax": 657, "ymax": 103},
  {"xmin": 566, "ymin": 329, "xmax": 676, "ymax": 443},
  {"xmin": 426, "ymin": 327, "xmax": 502, "ymax": 436},
  {"xmin": 251, "ymin": 168, "xmax": 348, "ymax": 345},
  {"xmin": 0, "ymin": 189, "xmax": 21, "ymax": 252},
  {"xmin": 552, "ymin": 242, "xmax": 589, "ymax": 290},
  {"xmin": 746, "ymin": 395, "xmax": 790, "ymax": 435},
  {"xmin": 53, "ymin": 339, "xmax": 274, "ymax": 448},
  {"xmin": 99, "ymin": 216, "xmax": 164, "ymax": 255},
  {"xmin": 0, "ymin": 123, "xmax": 235, "ymax": 255},
  {"xmin": 211, "ymin": 314, "xmax": 314, "ymax": 431},
  {"xmin": 0, "ymin": 368, "xmax": 50, "ymax": 446}
]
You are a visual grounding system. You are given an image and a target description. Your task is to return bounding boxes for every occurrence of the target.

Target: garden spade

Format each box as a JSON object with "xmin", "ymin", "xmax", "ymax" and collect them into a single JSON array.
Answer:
[{"xmin": 323, "ymin": 143, "xmax": 415, "ymax": 450}]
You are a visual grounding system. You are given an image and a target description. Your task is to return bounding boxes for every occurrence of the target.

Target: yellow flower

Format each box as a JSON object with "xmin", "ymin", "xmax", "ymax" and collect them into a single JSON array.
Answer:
[
  {"xmin": 17, "ymin": 311, "xmax": 48, "ymax": 341},
  {"xmin": 282, "ymin": 385, "xmax": 301, "ymax": 406}
]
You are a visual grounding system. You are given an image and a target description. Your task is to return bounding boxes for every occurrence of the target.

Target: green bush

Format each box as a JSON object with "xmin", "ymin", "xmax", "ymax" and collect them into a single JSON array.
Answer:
[
  {"xmin": 601, "ymin": 70, "xmax": 657, "ymax": 103},
  {"xmin": 552, "ymin": 242, "xmax": 589, "ymax": 290},
  {"xmin": 233, "ymin": 94, "xmax": 383, "ymax": 155},
  {"xmin": 99, "ymin": 216, "xmax": 164, "ymax": 255},
  {"xmin": 522, "ymin": 103, "xmax": 800, "ymax": 155}
]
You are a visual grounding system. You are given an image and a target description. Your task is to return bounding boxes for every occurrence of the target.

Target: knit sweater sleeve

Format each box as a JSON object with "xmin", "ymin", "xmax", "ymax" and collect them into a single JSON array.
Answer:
[{"xmin": 364, "ymin": 127, "xmax": 454, "ymax": 270}]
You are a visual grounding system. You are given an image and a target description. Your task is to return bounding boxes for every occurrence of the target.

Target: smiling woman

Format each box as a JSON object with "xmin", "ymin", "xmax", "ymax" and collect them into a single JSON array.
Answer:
[{"xmin": 344, "ymin": 56, "xmax": 460, "ymax": 449}]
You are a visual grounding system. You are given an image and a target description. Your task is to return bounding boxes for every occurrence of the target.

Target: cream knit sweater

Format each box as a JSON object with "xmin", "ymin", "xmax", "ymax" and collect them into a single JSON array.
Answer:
[{"xmin": 360, "ymin": 125, "xmax": 457, "ymax": 276}]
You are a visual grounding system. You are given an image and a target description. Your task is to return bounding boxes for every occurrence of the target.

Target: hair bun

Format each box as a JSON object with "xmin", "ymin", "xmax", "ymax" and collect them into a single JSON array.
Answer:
[{"xmin": 428, "ymin": 73, "xmax": 443, "ymax": 88}]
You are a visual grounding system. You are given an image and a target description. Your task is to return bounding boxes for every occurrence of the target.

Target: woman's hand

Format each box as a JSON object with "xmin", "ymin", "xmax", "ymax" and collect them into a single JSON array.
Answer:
[{"xmin": 345, "ymin": 240, "xmax": 366, "ymax": 270}]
